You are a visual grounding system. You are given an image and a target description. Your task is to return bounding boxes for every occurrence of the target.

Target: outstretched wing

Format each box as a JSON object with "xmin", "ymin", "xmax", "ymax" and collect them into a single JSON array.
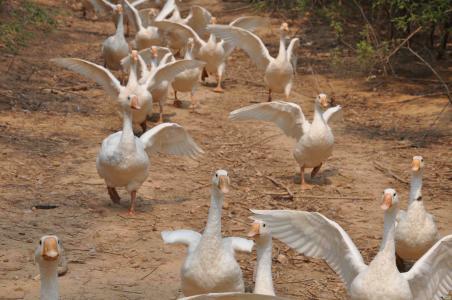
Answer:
[
  {"xmin": 286, "ymin": 38, "xmax": 300, "ymax": 74},
  {"xmin": 185, "ymin": 5, "xmax": 212, "ymax": 37},
  {"xmin": 403, "ymin": 235, "xmax": 452, "ymax": 300},
  {"xmin": 180, "ymin": 292, "xmax": 289, "ymax": 300},
  {"xmin": 322, "ymin": 105, "xmax": 343, "ymax": 125},
  {"xmin": 252, "ymin": 209, "xmax": 367, "ymax": 289},
  {"xmin": 51, "ymin": 58, "xmax": 122, "ymax": 100},
  {"xmin": 229, "ymin": 101, "xmax": 305, "ymax": 140},
  {"xmin": 139, "ymin": 122, "xmax": 203, "ymax": 158},
  {"xmin": 153, "ymin": 20, "xmax": 205, "ymax": 48},
  {"xmin": 124, "ymin": 0, "xmax": 144, "ymax": 31},
  {"xmin": 146, "ymin": 59, "xmax": 205, "ymax": 91},
  {"xmin": 89, "ymin": 0, "xmax": 116, "ymax": 15},
  {"xmin": 154, "ymin": 0, "xmax": 175, "ymax": 21},
  {"xmin": 161, "ymin": 230, "xmax": 201, "ymax": 253},
  {"xmin": 208, "ymin": 25, "xmax": 271, "ymax": 71},
  {"xmin": 229, "ymin": 16, "xmax": 268, "ymax": 32},
  {"xmin": 222, "ymin": 237, "xmax": 254, "ymax": 254},
  {"xmin": 121, "ymin": 46, "xmax": 172, "ymax": 71}
]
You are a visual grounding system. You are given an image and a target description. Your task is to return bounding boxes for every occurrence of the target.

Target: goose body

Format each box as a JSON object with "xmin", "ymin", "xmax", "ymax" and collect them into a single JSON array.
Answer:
[
  {"xmin": 252, "ymin": 189, "xmax": 452, "ymax": 300},
  {"xmin": 208, "ymin": 22, "xmax": 298, "ymax": 101},
  {"xmin": 230, "ymin": 94, "xmax": 342, "ymax": 189},
  {"xmin": 102, "ymin": 4, "xmax": 129, "ymax": 70},
  {"xmin": 395, "ymin": 156, "xmax": 439, "ymax": 263},
  {"xmin": 161, "ymin": 170, "xmax": 254, "ymax": 296}
]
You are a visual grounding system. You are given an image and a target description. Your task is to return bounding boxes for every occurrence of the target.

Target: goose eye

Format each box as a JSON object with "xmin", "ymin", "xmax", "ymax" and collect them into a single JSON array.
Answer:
[
  {"xmin": 393, "ymin": 193, "xmax": 396, "ymax": 197},
  {"xmin": 58, "ymin": 240, "xmax": 60, "ymax": 245},
  {"xmin": 263, "ymin": 224, "xmax": 266, "ymax": 228},
  {"xmin": 39, "ymin": 240, "xmax": 42, "ymax": 245},
  {"xmin": 127, "ymin": 96, "xmax": 130, "ymax": 100},
  {"xmin": 215, "ymin": 174, "xmax": 218, "ymax": 177},
  {"xmin": 421, "ymin": 158, "xmax": 424, "ymax": 162}
]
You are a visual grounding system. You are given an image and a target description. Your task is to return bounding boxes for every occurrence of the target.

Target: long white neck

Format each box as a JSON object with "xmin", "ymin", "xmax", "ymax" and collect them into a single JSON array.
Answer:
[
  {"xmin": 115, "ymin": 13, "xmax": 124, "ymax": 37},
  {"xmin": 119, "ymin": 109, "xmax": 136, "ymax": 149},
  {"xmin": 184, "ymin": 46, "xmax": 193, "ymax": 60},
  {"xmin": 312, "ymin": 101, "xmax": 326, "ymax": 125},
  {"xmin": 128, "ymin": 59, "xmax": 138, "ymax": 87},
  {"xmin": 254, "ymin": 236, "xmax": 275, "ymax": 296},
  {"xmin": 277, "ymin": 33, "xmax": 287, "ymax": 60},
  {"xmin": 409, "ymin": 171, "xmax": 422, "ymax": 205},
  {"xmin": 379, "ymin": 207, "xmax": 398, "ymax": 257},
  {"xmin": 203, "ymin": 188, "xmax": 223, "ymax": 239},
  {"xmin": 39, "ymin": 261, "xmax": 59, "ymax": 300}
]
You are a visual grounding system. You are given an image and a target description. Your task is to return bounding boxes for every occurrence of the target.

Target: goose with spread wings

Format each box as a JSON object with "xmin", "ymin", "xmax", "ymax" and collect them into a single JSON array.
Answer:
[
  {"xmin": 229, "ymin": 94, "xmax": 342, "ymax": 189},
  {"xmin": 252, "ymin": 189, "xmax": 452, "ymax": 300}
]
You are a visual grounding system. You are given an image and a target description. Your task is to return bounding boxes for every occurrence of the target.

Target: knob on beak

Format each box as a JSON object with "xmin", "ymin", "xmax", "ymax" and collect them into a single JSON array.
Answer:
[
  {"xmin": 247, "ymin": 222, "xmax": 260, "ymax": 237},
  {"xmin": 42, "ymin": 238, "xmax": 59, "ymax": 261},
  {"xmin": 380, "ymin": 193, "xmax": 392, "ymax": 210},
  {"xmin": 411, "ymin": 159, "xmax": 421, "ymax": 172},
  {"xmin": 218, "ymin": 175, "xmax": 230, "ymax": 193}
]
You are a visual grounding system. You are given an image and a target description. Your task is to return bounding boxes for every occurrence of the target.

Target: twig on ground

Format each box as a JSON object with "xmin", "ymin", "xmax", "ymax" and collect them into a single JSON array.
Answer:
[
  {"xmin": 259, "ymin": 172, "xmax": 294, "ymax": 199},
  {"xmin": 297, "ymin": 195, "xmax": 374, "ymax": 200},
  {"xmin": 140, "ymin": 263, "xmax": 161, "ymax": 280},
  {"xmin": 250, "ymin": 134, "xmax": 281, "ymax": 147},
  {"xmin": 373, "ymin": 161, "xmax": 409, "ymax": 184},
  {"xmin": 385, "ymin": 92, "xmax": 446, "ymax": 104}
]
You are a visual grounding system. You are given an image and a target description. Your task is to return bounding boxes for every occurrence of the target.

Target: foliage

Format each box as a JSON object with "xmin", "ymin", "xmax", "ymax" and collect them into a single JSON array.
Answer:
[{"xmin": 0, "ymin": 0, "xmax": 57, "ymax": 53}]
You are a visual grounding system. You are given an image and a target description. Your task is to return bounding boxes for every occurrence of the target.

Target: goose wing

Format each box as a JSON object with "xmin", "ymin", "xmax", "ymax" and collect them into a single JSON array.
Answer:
[
  {"xmin": 124, "ymin": 0, "xmax": 143, "ymax": 30},
  {"xmin": 153, "ymin": 20, "xmax": 205, "ymax": 48},
  {"xmin": 403, "ymin": 235, "xmax": 452, "ymax": 300},
  {"xmin": 322, "ymin": 105, "xmax": 343, "ymax": 125},
  {"xmin": 228, "ymin": 16, "xmax": 268, "ymax": 32},
  {"xmin": 51, "ymin": 58, "xmax": 121, "ymax": 100},
  {"xmin": 154, "ymin": 0, "xmax": 175, "ymax": 21},
  {"xmin": 286, "ymin": 38, "xmax": 300, "ymax": 74},
  {"xmin": 121, "ymin": 46, "xmax": 172, "ymax": 71},
  {"xmin": 222, "ymin": 237, "xmax": 254, "ymax": 254},
  {"xmin": 180, "ymin": 292, "xmax": 288, "ymax": 300},
  {"xmin": 185, "ymin": 5, "xmax": 212, "ymax": 36},
  {"xmin": 208, "ymin": 25, "xmax": 271, "ymax": 70},
  {"xmin": 252, "ymin": 209, "xmax": 367, "ymax": 289},
  {"xmin": 229, "ymin": 101, "xmax": 306, "ymax": 140},
  {"xmin": 161, "ymin": 230, "xmax": 201, "ymax": 253},
  {"xmin": 89, "ymin": 0, "xmax": 115, "ymax": 15},
  {"xmin": 139, "ymin": 122, "xmax": 203, "ymax": 158}
]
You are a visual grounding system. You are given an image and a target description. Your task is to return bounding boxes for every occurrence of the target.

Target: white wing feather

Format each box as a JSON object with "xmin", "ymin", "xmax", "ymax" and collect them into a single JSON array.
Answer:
[
  {"xmin": 251, "ymin": 209, "xmax": 367, "ymax": 289},
  {"xmin": 154, "ymin": 0, "xmax": 175, "ymax": 21},
  {"xmin": 208, "ymin": 25, "xmax": 271, "ymax": 71},
  {"xmin": 229, "ymin": 16, "xmax": 268, "ymax": 32},
  {"xmin": 124, "ymin": 0, "xmax": 143, "ymax": 30},
  {"xmin": 161, "ymin": 230, "xmax": 201, "ymax": 253},
  {"xmin": 180, "ymin": 292, "xmax": 288, "ymax": 300},
  {"xmin": 139, "ymin": 123, "xmax": 203, "ymax": 158},
  {"xmin": 403, "ymin": 235, "xmax": 452, "ymax": 300},
  {"xmin": 222, "ymin": 237, "xmax": 254, "ymax": 254},
  {"xmin": 185, "ymin": 5, "xmax": 212, "ymax": 36},
  {"xmin": 121, "ymin": 46, "xmax": 172, "ymax": 71},
  {"xmin": 229, "ymin": 101, "xmax": 305, "ymax": 140},
  {"xmin": 286, "ymin": 38, "xmax": 299, "ymax": 74},
  {"xmin": 153, "ymin": 20, "xmax": 205, "ymax": 48},
  {"xmin": 51, "ymin": 58, "xmax": 122, "ymax": 100},
  {"xmin": 322, "ymin": 105, "xmax": 343, "ymax": 125},
  {"xmin": 89, "ymin": 0, "xmax": 115, "ymax": 15}
]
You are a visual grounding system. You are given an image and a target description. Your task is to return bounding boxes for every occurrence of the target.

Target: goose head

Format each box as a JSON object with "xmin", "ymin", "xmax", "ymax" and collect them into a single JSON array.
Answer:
[
  {"xmin": 280, "ymin": 22, "xmax": 290, "ymax": 37},
  {"xmin": 210, "ymin": 17, "xmax": 218, "ymax": 25},
  {"xmin": 315, "ymin": 93, "xmax": 330, "ymax": 109},
  {"xmin": 380, "ymin": 188, "xmax": 399, "ymax": 211},
  {"xmin": 212, "ymin": 169, "xmax": 230, "ymax": 194},
  {"xmin": 148, "ymin": 8, "xmax": 159, "ymax": 19},
  {"xmin": 411, "ymin": 156, "xmax": 424, "ymax": 173},
  {"xmin": 187, "ymin": 37, "xmax": 195, "ymax": 50},
  {"xmin": 35, "ymin": 235, "xmax": 61, "ymax": 264},
  {"xmin": 248, "ymin": 220, "xmax": 271, "ymax": 242},
  {"xmin": 115, "ymin": 4, "xmax": 123, "ymax": 15}
]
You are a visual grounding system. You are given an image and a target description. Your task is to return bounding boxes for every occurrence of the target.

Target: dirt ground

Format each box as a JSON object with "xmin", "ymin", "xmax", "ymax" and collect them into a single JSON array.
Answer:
[{"xmin": 0, "ymin": 0, "xmax": 451, "ymax": 299}]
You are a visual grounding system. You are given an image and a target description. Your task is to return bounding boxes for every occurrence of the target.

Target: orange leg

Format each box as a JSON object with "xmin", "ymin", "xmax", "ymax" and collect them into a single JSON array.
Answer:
[
  {"xmin": 128, "ymin": 191, "xmax": 137, "ymax": 215},
  {"xmin": 268, "ymin": 89, "xmax": 272, "ymax": 102},
  {"xmin": 173, "ymin": 90, "xmax": 182, "ymax": 107},
  {"xmin": 300, "ymin": 165, "xmax": 313, "ymax": 190}
]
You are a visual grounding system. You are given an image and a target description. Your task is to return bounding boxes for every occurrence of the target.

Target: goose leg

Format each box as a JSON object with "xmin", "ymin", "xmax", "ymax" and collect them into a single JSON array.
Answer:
[
  {"xmin": 213, "ymin": 73, "xmax": 224, "ymax": 93},
  {"xmin": 201, "ymin": 67, "xmax": 208, "ymax": 82},
  {"xmin": 173, "ymin": 90, "xmax": 182, "ymax": 107},
  {"xmin": 107, "ymin": 187, "xmax": 120, "ymax": 204},
  {"xmin": 311, "ymin": 163, "xmax": 322, "ymax": 178},
  {"xmin": 268, "ymin": 89, "xmax": 272, "ymax": 102},
  {"xmin": 140, "ymin": 120, "xmax": 147, "ymax": 133},
  {"xmin": 128, "ymin": 191, "xmax": 137, "ymax": 215},
  {"xmin": 300, "ymin": 166, "xmax": 313, "ymax": 190},
  {"xmin": 190, "ymin": 91, "xmax": 196, "ymax": 112}
]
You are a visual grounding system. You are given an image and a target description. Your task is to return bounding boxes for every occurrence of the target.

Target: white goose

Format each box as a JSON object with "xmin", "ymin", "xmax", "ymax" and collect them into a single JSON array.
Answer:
[
  {"xmin": 96, "ymin": 88, "xmax": 203, "ymax": 214},
  {"xmin": 208, "ymin": 22, "xmax": 299, "ymax": 101},
  {"xmin": 52, "ymin": 50, "xmax": 203, "ymax": 133},
  {"xmin": 252, "ymin": 189, "xmax": 452, "ymax": 300},
  {"xmin": 154, "ymin": 16, "xmax": 267, "ymax": 93},
  {"xmin": 124, "ymin": 0, "xmax": 175, "ymax": 50},
  {"xmin": 161, "ymin": 170, "xmax": 254, "ymax": 296},
  {"xmin": 229, "ymin": 94, "xmax": 342, "ymax": 190},
  {"xmin": 35, "ymin": 235, "xmax": 62, "ymax": 300},
  {"xmin": 395, "ymin": 156, "xmax": 439, "ymax": 267},
  {"xmin": 102, "ymin": 4, "xmax": 129, "ymax": 71},
  {"xmin": 180, "ymin": 293, "xmax": 287, "ymax": 300}
]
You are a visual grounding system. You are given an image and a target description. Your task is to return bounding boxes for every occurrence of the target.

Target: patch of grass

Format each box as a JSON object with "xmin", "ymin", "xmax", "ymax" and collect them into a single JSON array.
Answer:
[{"xmin": 0, "ymin": 0, "xmax": 57, "ymax": 54}]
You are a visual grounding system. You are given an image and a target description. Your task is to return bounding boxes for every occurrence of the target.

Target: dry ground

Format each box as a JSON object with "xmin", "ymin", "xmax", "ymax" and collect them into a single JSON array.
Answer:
[{"xmin": 0, "ymin": 0, "xmax": 451, "ymax": 299}]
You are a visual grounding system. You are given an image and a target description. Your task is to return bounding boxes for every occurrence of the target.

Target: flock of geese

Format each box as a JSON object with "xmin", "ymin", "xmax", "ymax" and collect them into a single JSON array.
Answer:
[{"xmin": 32, "ymin": 0, "xmax": 451, "ymax": 299}]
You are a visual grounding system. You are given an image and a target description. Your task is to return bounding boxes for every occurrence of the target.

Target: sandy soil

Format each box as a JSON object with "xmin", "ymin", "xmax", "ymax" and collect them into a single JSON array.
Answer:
[{"xmin": 0, "ymin": 0, "xmax": 451, "ymax": 299}]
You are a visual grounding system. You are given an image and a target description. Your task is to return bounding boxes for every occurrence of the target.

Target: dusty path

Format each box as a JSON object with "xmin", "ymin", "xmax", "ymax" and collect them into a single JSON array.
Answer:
[{"xmin": 0, "ymin": 0, "xmax": 451, "ymax": 299}]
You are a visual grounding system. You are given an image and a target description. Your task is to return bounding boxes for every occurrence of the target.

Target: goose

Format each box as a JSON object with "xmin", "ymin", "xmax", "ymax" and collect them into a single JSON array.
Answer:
[
  {"xmin": 172, "ymin": 38, "xmax": 202, "ymax": 111},
  {"xmin": 395, "ymin": 156, "xmax": 439, "ymax": 269},
  {"xmin": 102, "ymin": 4, "xmax": 129, "ymax": 72},
  {"xmin": 124, "ymin": 0, "xmax": 175, "ymax": 50},
  {"xmin": 35, "ymin": 235, "xmax": 62, "ymax": 300},
  {"xmin": 179, "ymin": 293, "xmax": 287, "ymax": 299},
  {"xmin": 52, "ymin": 50, "xmax": 204, "ymax": 133},
  {"xmin": 95, "ymin": 88, "xmax": 203, "ymax": 214},
  {"xmin": 161, "ymin": 170, "xmax": 254, "ymax": 296},
  {"xmin": 208, "ymin": 22, "xmax": 299, "ymax": 101},
  {"xmin": 252, "ymin": 189, "xmax": 452, "ymax": 300},
  {"xmin": 229, "ymin": 94, "xmax": 342, "ymax": 190},
  {"xmin": 154, "ymin": 16, "xmax": 267, "ymax": 93}
]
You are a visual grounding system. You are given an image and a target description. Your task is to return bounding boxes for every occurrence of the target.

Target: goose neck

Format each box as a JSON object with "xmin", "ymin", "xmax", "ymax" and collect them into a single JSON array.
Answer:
[
  {"xmin": 379, "ymin": 208, "xmax": 398, "ymax": 256},
  {"xmin": 254, "ymin": 237, "xmax": 275, "ymax": 296},
  {"xmin": 203, "ymin": 188, "xmax": 223, "ymax": 238},
  {"xmin": 409, "ymin": 171, "xmax": 422, "ymax": 205},
  {"xmin": 277, "ymin": 34, "xmax": 287, "ymax": 60},
  {"xmin": 312, "ymin": 101, "xmax": 326, "ymax": 125},
  {"xmin": 116, "ymin": 12, "xmax": 124, "ymax": 37},
  {"xmin": 39, "ymin": 262, "xmax": 59, "ymax": 300},
  {"xmin": 127, "ymin": 60, "xmax": 138, "ymax": 87},
  {"xmin": 119, "ymin": 109, "xmax": 136, "ymax": 148}
]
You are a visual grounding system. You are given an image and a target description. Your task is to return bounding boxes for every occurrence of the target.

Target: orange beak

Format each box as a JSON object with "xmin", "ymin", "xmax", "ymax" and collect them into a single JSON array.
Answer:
[
  {"xmin": 247, "ymin": 223, "xmax": 260, "ymax": 237},
  {"xmin": 411, "ymin": 159, "xmax": 420, "ymax": 172},
  {"xmin": 42, "ymin": 238, "xmax": 59, "ymax": 261},
  {"xmin": 211, "ymin": 17, "xmax": 217, "ymax": 25},
  {"xmin": 151, "ymin": 47, "xmax": 158, "ymax": 58},
  {"xmin": 218, "ymin": 175, "xmax": 230, "ymax": 193},
  {"xmin": 116, "ymin": 4, "xmax": 123, "ymax": 14},
  {"xmin": 131, "ymin": 50, "xmax": 138, "ymax": 62},
  {"xmin": 130, "ymin": 96, "xmax": 141, "ymax": 110},
  {"xmin": 381, "ymin": 193, "xmax": 392, "ymax": 210}
]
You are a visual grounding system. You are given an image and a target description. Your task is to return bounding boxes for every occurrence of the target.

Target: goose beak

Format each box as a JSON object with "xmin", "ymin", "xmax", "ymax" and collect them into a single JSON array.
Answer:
[
  {"xmin": 218, "ymin": 175, "xmax": 230, "ymax": 194},
  {"xmin": 211, "ymin": 17, "xmax": 217, "ymax": 25},
  {"xmin": 42, "ymin": 238, "xmax": 59, "ymax": 261},
  {"xmin": 151, "ymin": 46, "xmax": 158, "ymax": 58},
  {"xmin": 116, "ymin": 4, "xmax": 123, "ymax": 14},
  {"xmin": 380, "ymin": 193, "xmax": 392, "ymax": 210},
  {"xmin": 411, "ymin": 159, "xmax": 420, "ymax": 172},
  {"xmin": 130, "ymin": 96, "xmax": 141, "ymax": 110},
  {"xmin": 247, "ymin": 223, "xmax": 260, "ymax": 237},
  {"xmin": 131, "ymin": 50, "xmax": 138, "ymax": 62},
  {"xmin": 321, "ymin": 98, "xmax": 329, "ymax": 109}
]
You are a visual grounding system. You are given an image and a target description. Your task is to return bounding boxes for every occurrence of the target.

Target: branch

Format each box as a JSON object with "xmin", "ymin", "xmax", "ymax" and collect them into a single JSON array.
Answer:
[{"xmin": 385, "ymin": 27, "xmax": 422, "ymax": 63}]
